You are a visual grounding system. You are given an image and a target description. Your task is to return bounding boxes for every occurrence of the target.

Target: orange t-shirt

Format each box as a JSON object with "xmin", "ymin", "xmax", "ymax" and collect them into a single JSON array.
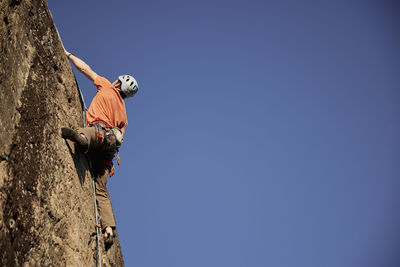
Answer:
[{"xmin": 86, "ymin": 76, "xmax": 127, "ymax": 135}]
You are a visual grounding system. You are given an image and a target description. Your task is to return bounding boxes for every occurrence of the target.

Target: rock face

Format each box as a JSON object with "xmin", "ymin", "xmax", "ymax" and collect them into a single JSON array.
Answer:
[{"xmin": 0, "ymin": 0, "xmax": 124, "ymax": 266}]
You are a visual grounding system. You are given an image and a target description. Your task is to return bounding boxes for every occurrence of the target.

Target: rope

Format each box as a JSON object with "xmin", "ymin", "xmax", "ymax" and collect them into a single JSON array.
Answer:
[
  {"xmin": 49, "ymin": 9, "xmax": 102, "ymax": 267},
  {"xmin": 89, "ymin": 160, "xmax": 102, "ymax": 267}
]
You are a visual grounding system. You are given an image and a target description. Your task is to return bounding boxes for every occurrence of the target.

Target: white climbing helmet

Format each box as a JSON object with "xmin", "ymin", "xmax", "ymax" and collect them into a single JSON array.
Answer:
[{"xmin": 118, "ymin": 75, "xmax": 138, "ymax": 98}]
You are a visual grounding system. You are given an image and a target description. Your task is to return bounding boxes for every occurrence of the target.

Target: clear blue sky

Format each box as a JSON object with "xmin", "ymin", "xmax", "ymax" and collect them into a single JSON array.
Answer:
[{"xmin": 49, "ymin": 1, "xmax": 400, "ymax": 266}]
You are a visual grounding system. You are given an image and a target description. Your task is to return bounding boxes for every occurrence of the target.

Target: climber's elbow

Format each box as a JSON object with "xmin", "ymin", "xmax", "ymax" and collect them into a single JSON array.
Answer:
[{"xmin": 81, "ymin": 66, "xmax": 98, "ymax": 82}]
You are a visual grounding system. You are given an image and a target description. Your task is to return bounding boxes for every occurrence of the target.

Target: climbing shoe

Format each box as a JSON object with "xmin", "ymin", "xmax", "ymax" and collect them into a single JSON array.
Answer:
[{"xmin": 61, "ymin": 127, "xmax": 88, "ymax": 151}]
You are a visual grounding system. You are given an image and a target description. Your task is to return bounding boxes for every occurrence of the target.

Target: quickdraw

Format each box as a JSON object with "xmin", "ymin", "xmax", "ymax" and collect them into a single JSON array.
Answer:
[{"xmin": 90, "ymin": 121, "xmax": 110, "ymax": 145}]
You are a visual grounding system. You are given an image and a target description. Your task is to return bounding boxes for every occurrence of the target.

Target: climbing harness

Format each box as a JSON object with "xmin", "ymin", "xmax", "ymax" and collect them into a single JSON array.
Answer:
[
  {"xmin": 88, "ymin": 121, "xmax": 121, "ymax": 177},
  {"xmin": 49, "ymin": 10, "xmax": 102, "ymax": 267}
]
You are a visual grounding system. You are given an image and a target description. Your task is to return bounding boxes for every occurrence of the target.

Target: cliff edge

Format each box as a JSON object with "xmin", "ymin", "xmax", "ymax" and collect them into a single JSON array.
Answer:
[{"xmin": 0, "ymin": 0, "xmax": 124, "ymax": 266}]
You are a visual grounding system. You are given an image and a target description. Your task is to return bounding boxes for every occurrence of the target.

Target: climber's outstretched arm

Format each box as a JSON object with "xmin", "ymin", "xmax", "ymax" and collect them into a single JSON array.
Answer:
[{"xmin": 64, "ymin": 49, "xmax": 98, "ymax": 82}]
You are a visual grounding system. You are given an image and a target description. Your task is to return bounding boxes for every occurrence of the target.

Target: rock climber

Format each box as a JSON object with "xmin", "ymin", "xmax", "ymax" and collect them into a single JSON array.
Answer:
[{"xmin": 61, "ymin": 49, "xmax": 138, "ymax": 246}]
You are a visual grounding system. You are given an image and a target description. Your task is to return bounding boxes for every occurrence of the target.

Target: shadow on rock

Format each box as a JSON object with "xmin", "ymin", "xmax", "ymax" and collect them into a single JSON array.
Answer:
[{"xmin": 65, "ymin": 140, "xmax": 89, "ymax": 185}]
